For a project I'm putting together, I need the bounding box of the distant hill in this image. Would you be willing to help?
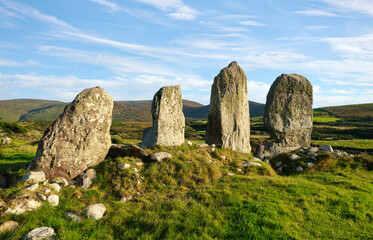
[320,104,373,119]
[0,99,264,122]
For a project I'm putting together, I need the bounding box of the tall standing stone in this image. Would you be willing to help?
[28,86,113,180]
[141,85,185,148]
[264,74,313,147]
[205,61,251,153]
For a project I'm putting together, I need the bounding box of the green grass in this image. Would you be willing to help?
[313,139,373,150]
[313,116,340,123]
[1,139,373,239]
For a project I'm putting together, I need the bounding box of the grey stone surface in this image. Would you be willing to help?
[108,144,149,159]
[28,86,113,180]
[74,173,92,190]
[141,85,185,148]
[243,162,262,167]
[49,183,61,192]
[320,144,333,152]
[255,142,297,160]
[117,163,131,170]
[0,220,19,234]
[21,172,46,184]
[264,74,313,148]
[24,184,39,192]
[205,61,251,153]
[24,227,55,240]
[65,212,82,222]
[50,177,68,187]
[4,199,42,215]
[151,152,172,162]
[47,194,59,207]
[84,203,106,220]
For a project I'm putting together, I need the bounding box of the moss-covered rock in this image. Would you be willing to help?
[206,61,251,153]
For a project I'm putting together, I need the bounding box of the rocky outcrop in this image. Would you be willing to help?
[205,61,251,153]
[264,74,313,147]
[141,85,185,148]
[28,86,113,180]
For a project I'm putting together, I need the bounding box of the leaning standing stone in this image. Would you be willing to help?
[205,61,251,153]
[141,85,185,148]
[264,74,313,147]
[28,86,113,180]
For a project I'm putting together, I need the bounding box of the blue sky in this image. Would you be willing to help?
[0,0,372,107]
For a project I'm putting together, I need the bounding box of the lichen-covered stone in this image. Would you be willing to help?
[28,86,113,180]
[205,61,251,153]
[141,85,185,148]
[264,74,313,147]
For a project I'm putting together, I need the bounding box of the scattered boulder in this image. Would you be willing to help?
[187,141,193,146]
[65,212,82,223]
[47,194,59,207]
[151,152,172,162]
[255,142,297,160]
[141,85,185,148]
[43,188,51,195]
[117,163,131,170]
[50,177,68,187]
[24,184,39,192]
[120,195,133,203]
[108,144,149,159]
[243,162,262,167]
[198,143,209,148]
[85,169,97,181]
[28,86,113,180]
[205,61,251,153]
[308,147,319,153]
[49,183,61,192]
[21,172,46,184]
[320,144,333,153]
[296,166,304,172]
[0,220,19,234]
[289,154,300,161]
[75,174,92,191]
[24,227,55,240]
[275,161,282,168]
[0,173,7,188]
[1,136,11,145]
[264,74,313,148]
[4,199,42,215]
[37,193,47,201]
[84,203,106,220]
[307,162,315,167]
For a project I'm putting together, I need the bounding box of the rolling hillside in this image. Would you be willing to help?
[0,99,265,122]
[321,103,373,118]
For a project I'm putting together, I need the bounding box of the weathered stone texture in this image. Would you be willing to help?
[28,86,113,180]
[264,74,313,147]
[205,61,251,153]
[141,85,185,148]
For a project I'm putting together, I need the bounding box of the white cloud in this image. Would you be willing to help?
[238,20,266,26]
[134,0,198,20]
[305,25,331,30]
[313,85,321,93]
[0,58,23,67]
[319,0,373,16]
[295,9,339,17]
[88,0,122,12]
[322,33,373,58]
[330,88,357,94]
[247,81,271,104]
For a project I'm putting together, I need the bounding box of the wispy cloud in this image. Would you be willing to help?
[0,58,23,67]
[134,0,198,20]
[295,9,339,17]
[238,20,266,26]
[305,25,331,30]
[319,0,373,16]
[88,0,122,12]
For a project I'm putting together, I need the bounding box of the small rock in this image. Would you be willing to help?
[117,163,131,170]
[24,227,55,240]
[42,180,49,185]
[50,177,68,187]
[4,199,42,215]
[120,195,133,203]
[151,152,172,162]
[253,157,262,162]
[0,220,19,234]
[221,155,226,160]
[24,184,39,192]
[275,161,282,168]
[308,147,319,153]
[1,136,11,145]
[43,188,51,195]
[307,151,316,157]
[65,212,82,222]
[210,144,216,148]
[37,193,47,201]
[210,148,216,152]
[108,144,149,159]
[136,162,143,166]
[320,144,333,153]
[47,194,59,207]
[21,171,46,184]
[49,183,61,192]
[264,158,270,164]
[227,172,234,176]
[306,162,315,167]
[289,154,300,161]
[187,141,193,146]
[67,180,75,186]
[84,203,106,220]
[334,150,343,156]
[133,168,139,172]
[75,173,92,190]
[243,162,262,167]
[85,169,97,180]
[198,143,209,148]
[237,168,243,172]
[296,166,304,172]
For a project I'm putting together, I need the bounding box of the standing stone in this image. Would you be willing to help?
[141,85,185,148]
[264,74,313,147]
[28,87,113,180]
[205,61,251,153]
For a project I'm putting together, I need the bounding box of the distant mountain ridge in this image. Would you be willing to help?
[0,99,265,122]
